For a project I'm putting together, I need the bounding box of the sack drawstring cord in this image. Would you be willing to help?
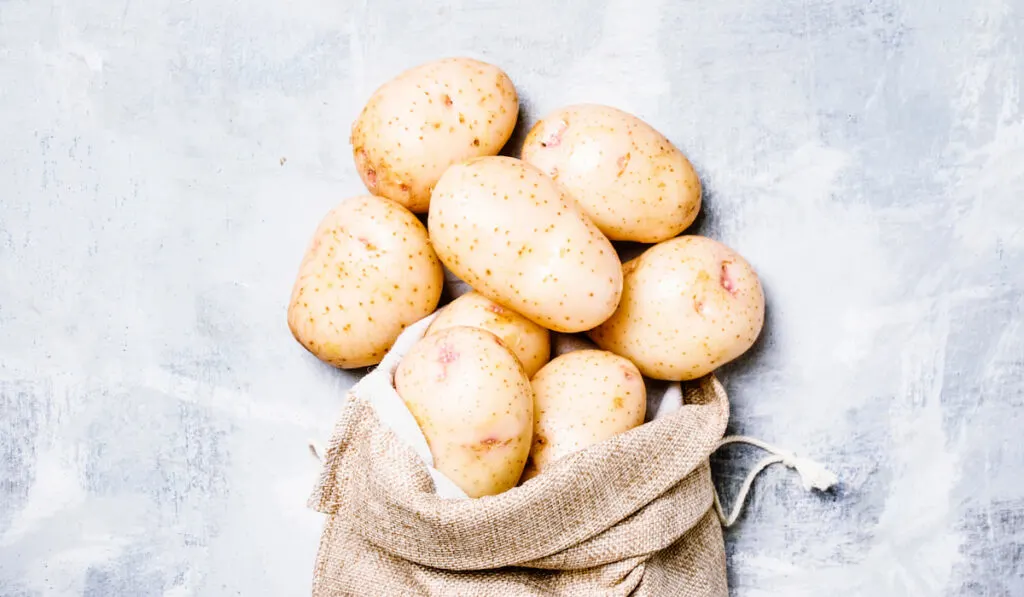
[712,435,838,528]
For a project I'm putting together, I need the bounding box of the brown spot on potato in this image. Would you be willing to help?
[443,93,453,107]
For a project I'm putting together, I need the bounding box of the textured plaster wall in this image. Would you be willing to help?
[1,0,1022,595]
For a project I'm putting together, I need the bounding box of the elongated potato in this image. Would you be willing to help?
[351,57,519,213]
[287,195,443,368]
[428,156,623,333]
[588,235,765,380]
[426,291,551,378]
[521,104,701,243]
[523,350,646,480]
[395,326,533,498]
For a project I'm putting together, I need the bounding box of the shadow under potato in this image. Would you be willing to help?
[499,101,535,160]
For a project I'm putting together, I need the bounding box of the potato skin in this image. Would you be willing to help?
[521,104,701,243]
[588,235,765,381]
[395,326,534,498]
[287,195,443,368]
[428,156,623,333]
[523,350,646,480]
[351,57,519,213]
[426,291,551,378]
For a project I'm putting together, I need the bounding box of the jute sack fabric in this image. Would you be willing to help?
[308,315,731,596]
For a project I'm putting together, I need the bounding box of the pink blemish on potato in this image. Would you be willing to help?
[488,304,505,315]
[616,152,631,176]
[720,262,738,295]
[356,148,378,188]
[694,297,706,316]
[357,236,378,251]
[469,436,514,453]
[443,94,453,108]
[621,366,635,381]
[539,120,568,148]
[438,343,458,364]
[548,166,560,180]
[435,343,458,381]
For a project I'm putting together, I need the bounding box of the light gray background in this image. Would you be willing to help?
[2,0,1022,595]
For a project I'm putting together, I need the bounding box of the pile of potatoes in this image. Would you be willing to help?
[288,57,765,498]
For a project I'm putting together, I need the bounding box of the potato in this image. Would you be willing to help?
[287,195,443,368]
[428,156,623,333]
[395,326,533,498]
[588,235,764,381]
[521,104,701,243]
[523,350,646,480]
[426,291,551,378]
[351,57,519,213]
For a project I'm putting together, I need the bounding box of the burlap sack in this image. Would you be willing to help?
[308,316,731,596]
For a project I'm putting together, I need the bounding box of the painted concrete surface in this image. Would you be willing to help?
[1,0,1022,595]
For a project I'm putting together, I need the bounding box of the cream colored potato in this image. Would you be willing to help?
[428,156,623,333]
[523,350,646,480]
[351,57,519,213]
[521,104,701,243]
[395,326,534,498]
[426,291,551,378]
[588,235,764,381]
[287,195,443,368]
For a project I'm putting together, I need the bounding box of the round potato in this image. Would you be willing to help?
[395,326,534,498]
[428,156,623,333]
[588,235,764,381]
[287,195,443,368]
[351,57,519,213]
[523,350,646,481]
[426,291,551,378]
[521,104,701,243]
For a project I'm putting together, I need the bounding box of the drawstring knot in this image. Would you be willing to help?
[713,435,838,528]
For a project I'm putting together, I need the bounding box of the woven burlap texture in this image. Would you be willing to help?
[308,339,731,596]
